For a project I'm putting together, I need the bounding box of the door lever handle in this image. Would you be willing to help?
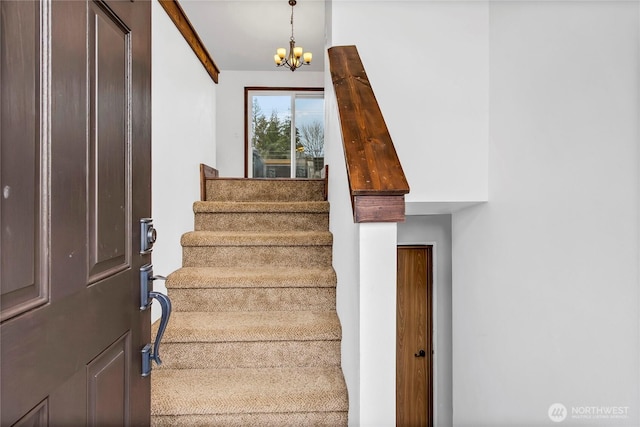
[146,290,171,366]
[414,349,426,358]
[140,264,172,377]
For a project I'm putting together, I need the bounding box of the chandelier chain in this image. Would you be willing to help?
[290,2,294,41]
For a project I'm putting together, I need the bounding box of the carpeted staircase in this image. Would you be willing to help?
[151,177,348,426]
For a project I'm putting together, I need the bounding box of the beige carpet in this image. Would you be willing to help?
[151,178,348,426]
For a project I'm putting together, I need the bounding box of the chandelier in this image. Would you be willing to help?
[274,0,312,71]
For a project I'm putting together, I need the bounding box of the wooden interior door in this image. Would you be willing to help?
[1,0,152,425]
[396,246,433,427]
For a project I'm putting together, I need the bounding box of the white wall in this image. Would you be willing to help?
[398,215,453,427]
[324,46,362,424]
[328,1,639,425]
[215,70,323,177]
[329,1,489,206]
[359,223,398,426]
[453,2,639,425]
[326,1,490,424]
[152,0,216,315]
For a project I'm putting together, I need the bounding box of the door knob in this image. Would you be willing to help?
[414,349,426,358]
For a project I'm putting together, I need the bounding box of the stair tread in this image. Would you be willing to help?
[166,266,336,289]
[151,366,348,416]
[181,230,333,246]
[194,201,329,213]
[159,311,341,343]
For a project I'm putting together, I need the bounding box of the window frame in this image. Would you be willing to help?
[244,86,324,178]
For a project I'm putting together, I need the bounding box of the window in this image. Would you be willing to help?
[245,88,324,178]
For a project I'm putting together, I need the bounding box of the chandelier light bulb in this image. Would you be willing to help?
[303,52,312,64]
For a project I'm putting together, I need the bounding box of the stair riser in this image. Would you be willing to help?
[166,267,338,290]
[158,341,341,370]
[152,367,348,417]
[152,412,347,427]
[169,288,336,312]
[183,246,332,268]
[206,180,325,202]
[195,212,328,232]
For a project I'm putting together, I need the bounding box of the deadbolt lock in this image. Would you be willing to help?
[140,218,156,254]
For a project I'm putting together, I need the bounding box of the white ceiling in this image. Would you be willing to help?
[179,0,326,72]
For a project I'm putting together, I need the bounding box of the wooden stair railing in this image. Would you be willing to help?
[199,163,219,201]
[328,45,410,223]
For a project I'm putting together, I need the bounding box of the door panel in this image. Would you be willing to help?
[13,399,48,427]
[88,1,130,282]
[397,246,433,427]
[0,0,48,321]
[0,1,152,425]
[87,333,131,426]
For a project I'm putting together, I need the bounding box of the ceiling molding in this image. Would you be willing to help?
[158,0,220,83]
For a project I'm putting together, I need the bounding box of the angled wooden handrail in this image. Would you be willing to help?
[158,0,220,84]
[328,45,410,223]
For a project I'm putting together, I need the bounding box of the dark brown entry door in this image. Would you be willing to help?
[397,246,433,427]
[1,0,152,425]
